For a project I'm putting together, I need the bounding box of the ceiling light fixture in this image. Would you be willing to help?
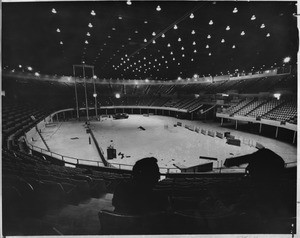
[91,10,96,16]
[156,5,161,11]
[233,7,238,13]
[126,0,132,5]
[260,23,265,28]
[52,8,57,14]
[283,56,291,63]
[207,34,211,39]
[88,23,93,28]
[226,26,230,30]
[209,20,213,25]
[161,33,165,38]
[190,13,194,19]
[174,24,178,29]
[191,30,195,34]
[251,15,256,20]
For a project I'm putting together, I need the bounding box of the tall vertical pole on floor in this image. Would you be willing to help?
[83,65,89,121]
[73,65,80,119]
[221,117,223,126]
[292,131,296,144]
[275,126,279,138]
[259,123,262,134]
[235,120,238,130]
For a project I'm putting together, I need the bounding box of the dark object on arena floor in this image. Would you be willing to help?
[70,137,79,140]
[138,126,145,131]
[224,148,285,178]
[113,113,129,119]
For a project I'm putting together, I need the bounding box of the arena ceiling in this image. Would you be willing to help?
[2,1,298,81]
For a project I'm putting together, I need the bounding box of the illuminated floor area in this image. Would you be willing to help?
[31,115,297,173]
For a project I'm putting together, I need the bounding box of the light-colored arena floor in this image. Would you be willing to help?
[31,115,297,173]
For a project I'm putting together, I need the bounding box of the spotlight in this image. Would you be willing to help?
[274,93,281,100]
[283,57,291,63]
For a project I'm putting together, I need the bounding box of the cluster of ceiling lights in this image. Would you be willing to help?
[111,16,271,79]
[49,3,284,80]
[52,8,65,46]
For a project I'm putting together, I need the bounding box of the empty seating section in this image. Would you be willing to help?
[235,99,266,116]
[146,85,162,95]
[247,99,282,118]
[2,148,131,214]
[241,76,281,93]
[138,97,153,106]
[150,98,170,107]
[224,98,254,115]
[223,97,297,124]
[2,87,297,235]
[262,101,297,123]
[271,74,297,92]
[134,84,148,95]
[2,102,52,149]
[124,84,135,95]
[158,85,176,95]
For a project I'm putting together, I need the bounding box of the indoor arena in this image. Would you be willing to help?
[2,0,298,236]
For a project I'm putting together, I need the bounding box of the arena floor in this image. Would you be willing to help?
[31,115,297,173]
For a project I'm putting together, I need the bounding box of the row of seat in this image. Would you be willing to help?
[224,98,297,124]
[98,209,296,235]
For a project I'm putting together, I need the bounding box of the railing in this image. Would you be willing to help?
[25,109,296,175]
[27,142,249,174]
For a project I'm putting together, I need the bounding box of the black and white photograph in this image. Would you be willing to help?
[1,0,298,236]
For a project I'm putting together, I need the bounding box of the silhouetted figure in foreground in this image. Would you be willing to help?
[113,157,170,215]
[235,149,295,232]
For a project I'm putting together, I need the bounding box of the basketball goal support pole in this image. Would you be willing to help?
[73,64,97,121]
[72,65,80,119]
[82,66,89,121]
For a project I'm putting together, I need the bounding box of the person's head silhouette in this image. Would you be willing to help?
[132,157,160,189]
